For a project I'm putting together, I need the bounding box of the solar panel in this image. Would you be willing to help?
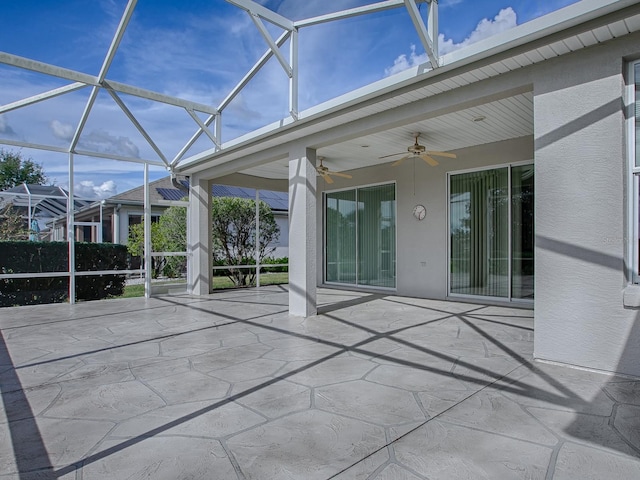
[155,184,288,211]
[156,188,187,201]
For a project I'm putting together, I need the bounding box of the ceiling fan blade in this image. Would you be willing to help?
[378,152,405,159]
[391,155,410,167]
[425,150,457,158]
[328,171,352,179]
[421,154,439,167]
[322,173,334,184]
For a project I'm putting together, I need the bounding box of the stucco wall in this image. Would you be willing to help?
[316,135,534,299]
[315,32,640,377]
[533,33,640,377]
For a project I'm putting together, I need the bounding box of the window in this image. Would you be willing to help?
[325,184,396,289]
[449,164,534,300]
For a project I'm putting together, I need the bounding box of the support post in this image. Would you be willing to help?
[289,28,299,120]
[255,189,261,288]
[288,146,317,317]
[187,173,212,295]
[143,163,152,298]
[67,153,76,304]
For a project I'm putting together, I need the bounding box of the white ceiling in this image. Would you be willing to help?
[241,91,533,178]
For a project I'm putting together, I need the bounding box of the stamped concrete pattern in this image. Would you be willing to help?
[0,286,639,479]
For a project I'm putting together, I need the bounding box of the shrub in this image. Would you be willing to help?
[261,256,288,273]
[0,241,128,307]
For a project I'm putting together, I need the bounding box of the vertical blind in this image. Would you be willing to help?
[326,184,396,288]
[450,165,534,299]
[450,168,509,297]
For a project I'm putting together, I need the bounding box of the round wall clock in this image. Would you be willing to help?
[413,204,426,221]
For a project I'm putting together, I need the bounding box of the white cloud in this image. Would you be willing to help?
[50,120,141,158]
[385,7,518,76]
[439,7,518,55]
[385,44,425,77]
[439,0,464,8]
[79,130,140,158]
[50,120,75,141]
[73,180,118,199]
[0,115,17,136]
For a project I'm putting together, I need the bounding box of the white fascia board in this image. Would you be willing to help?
[176,0,640,174]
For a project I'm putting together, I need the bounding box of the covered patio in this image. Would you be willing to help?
[1,287,639,479]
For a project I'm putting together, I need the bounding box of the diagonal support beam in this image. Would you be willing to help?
[171,113,219,167]
[69,86,99,152]
[106,89,169,166]
[0,82,88,114]
[404,0,439,68]
[70,1,139,154]
[0,52,218,115]
[218,30,290,111]
[186,109,220,148]
[226,0,294,30]
[98,0,137,82]
[250,14,293,78]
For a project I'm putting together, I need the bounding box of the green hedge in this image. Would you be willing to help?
[261,256,288,273]
[212,256,288,277]
[0,241,128,307]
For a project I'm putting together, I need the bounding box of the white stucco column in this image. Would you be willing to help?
[288,146,317,317]
[187,173,212,295]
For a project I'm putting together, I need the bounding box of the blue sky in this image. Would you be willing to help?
[0,0,579,198]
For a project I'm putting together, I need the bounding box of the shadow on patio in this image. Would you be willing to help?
[0,287,638,479]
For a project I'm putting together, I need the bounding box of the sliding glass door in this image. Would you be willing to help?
[326,184,396,289]
[511,165,535,299]
[449,164,534,300]
[326,190,357,284]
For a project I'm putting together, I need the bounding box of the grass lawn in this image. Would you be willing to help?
[121,272,288,298]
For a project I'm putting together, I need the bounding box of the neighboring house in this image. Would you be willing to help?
[0,184,93,239]
[47,176,289,258]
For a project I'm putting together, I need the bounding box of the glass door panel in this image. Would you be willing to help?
[325,190,356,284]
[357,184,396,288]
[511,165,535,299]
[450,168,509,297]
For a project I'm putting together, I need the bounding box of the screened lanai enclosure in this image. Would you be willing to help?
[0,0,443,304]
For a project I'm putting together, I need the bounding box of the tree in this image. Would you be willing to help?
[127,205,188,279]
[126,197,279,286]
[0,149,48,190]
[158,205,187,277]
[0,203,28,240]
[211,197,279,286]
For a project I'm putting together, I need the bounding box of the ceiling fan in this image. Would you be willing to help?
[316,157,352,184]
[379,133,457,167]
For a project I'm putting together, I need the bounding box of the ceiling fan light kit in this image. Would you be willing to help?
[379,133,457,167]
[316,157,352,184]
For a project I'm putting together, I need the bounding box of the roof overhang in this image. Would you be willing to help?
[175,0,640,180]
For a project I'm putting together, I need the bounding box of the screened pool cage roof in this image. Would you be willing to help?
[0,0,439,174]
[0,184,92,219]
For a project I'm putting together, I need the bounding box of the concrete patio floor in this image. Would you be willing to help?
[1,286,639,479]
